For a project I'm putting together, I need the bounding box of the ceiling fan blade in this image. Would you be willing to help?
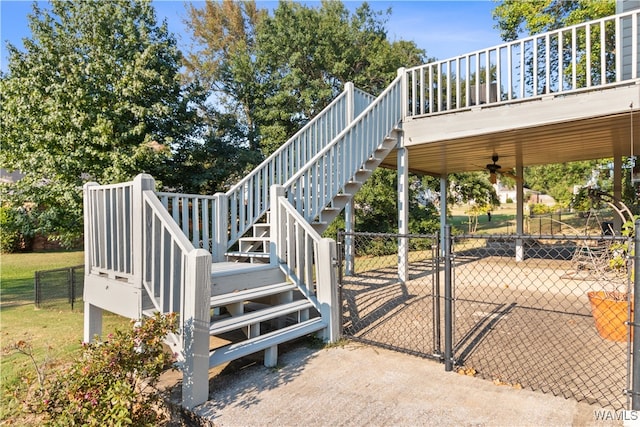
[500,170,523,183]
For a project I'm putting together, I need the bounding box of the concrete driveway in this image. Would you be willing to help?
[191,342,621,427]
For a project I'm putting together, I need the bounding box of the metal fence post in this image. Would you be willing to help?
[336,231,344,334]
[34,271,40,308]
[632,219,640,410]
[444,225,453,371]
[433,234,442,356]
[68,267,74,310]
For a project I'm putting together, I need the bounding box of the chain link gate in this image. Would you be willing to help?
[338,229,636,410]
[337,232,442,360]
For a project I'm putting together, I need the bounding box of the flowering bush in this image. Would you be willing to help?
[36,312,178,426]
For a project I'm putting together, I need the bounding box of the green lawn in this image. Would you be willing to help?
[0,251,129,424]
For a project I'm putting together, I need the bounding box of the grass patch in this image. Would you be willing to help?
[0,251,129,425]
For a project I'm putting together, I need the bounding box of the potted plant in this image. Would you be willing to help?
[583,193,636,342]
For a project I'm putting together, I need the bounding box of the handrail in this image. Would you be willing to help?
[405,10,640,118]
[284,74,403,222]
[271,186,339,341]
[224,83,375,249]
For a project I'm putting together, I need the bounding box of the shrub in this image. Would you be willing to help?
[35,312,178,426]
[0,206,20,253]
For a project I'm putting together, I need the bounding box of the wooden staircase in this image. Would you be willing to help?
[226,131,399,263]
[208,263,325,368]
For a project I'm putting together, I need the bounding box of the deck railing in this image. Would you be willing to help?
[84,180,135,281]
[405,10,639,117]
[284,72,403,223]
[271,185,339,341]
[84,174,211,408]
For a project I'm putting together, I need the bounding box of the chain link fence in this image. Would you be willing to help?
[451,234,631,410]
[338,231,633,410]
[338,232,441,360]
[34,265,84,310]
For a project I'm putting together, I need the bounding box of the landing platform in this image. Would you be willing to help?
[211,262,275,276]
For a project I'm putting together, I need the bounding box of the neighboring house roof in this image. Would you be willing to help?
[0,169,24,184]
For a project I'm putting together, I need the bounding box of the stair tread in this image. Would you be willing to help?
[209,300,314,336]
[240,236,270,242]
[209,317,326,368]
[211,282,296,307]
[225,251,271,258]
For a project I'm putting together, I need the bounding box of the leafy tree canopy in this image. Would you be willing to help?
[0,0,193,246]
[492,0,615,41]
[184,0,426,157]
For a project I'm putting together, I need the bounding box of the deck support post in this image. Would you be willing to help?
[264,346,278,368]
[397,131,409,284]
[614,156,623,233]
[83,302,103,343]
[515,163,525,262]
[440,176,448,257]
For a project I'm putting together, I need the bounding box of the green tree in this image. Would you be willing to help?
[184,0,266,153]
[0,0,193,247]
[185,0,426,157]
[492,0,615,41]
[524,162,600,205]
[256,0,425,154]
[449,172,500,233]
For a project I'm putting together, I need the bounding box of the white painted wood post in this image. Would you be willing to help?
[83,181,103,342]
[397,133,409,284]
[213,192,228,262]
[317,238,340,342]
[344,201,354,276]
[132,174,156,292]
[345,81,355,122]
[270,185,286,265]
[398,67,407,119]
[515,163,525,262]
[182,248,212,410]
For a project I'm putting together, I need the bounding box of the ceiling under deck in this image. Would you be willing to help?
[382,83,640,176]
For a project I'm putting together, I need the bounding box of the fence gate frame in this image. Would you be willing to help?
[337,231,442,361]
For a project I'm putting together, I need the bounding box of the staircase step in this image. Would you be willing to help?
[225,251,270,260]
[240,236,270,243]
[253,223,270,236]
[212,263,285,294]
[210,282,296,308]
[209,300,314,336]
[209,317,326,368]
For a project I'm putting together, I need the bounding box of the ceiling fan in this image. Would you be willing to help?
[485,154,521,184]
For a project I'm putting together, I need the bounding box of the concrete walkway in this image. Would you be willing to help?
[193,343,622,427]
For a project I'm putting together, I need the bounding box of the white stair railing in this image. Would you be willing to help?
[406,10,640,117]
[148,83,374,262]
[223,83,374,255]
[270,185,339,342]
[84,174,211,409]
[285,72,404,223]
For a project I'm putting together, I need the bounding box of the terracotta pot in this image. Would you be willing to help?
[588,291,634,342]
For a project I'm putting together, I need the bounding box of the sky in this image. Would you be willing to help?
[0,0,504,73]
